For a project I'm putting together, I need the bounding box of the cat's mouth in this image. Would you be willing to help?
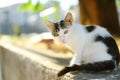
[61,39,66,43]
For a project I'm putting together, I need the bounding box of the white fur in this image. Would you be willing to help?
[56,23,113,66]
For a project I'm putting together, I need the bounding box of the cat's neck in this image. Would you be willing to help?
[65,23,86,52]
[68,23,85,35]
[68,23,85,34]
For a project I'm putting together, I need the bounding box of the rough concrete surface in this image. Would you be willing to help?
[0,42,120,80]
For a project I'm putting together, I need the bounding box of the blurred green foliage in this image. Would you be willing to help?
[18,0,44,12]
[116,0,120,6]
[18,0,59,21]
[53,1,59,21]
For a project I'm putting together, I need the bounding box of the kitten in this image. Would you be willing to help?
[45,12,120,77]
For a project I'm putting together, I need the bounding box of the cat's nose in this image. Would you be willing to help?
[60,37,66,43]
[60,36,64,40]
[60,40,66,43]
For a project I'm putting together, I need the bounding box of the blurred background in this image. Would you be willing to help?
[0,0,120,52]
[0,0,79,35]
[0,0,119,36]
[0,1,120,80]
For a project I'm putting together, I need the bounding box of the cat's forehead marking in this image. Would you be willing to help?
[86,25,96,32]
[54,23,60,32]
[53,20,67,32]
[60,20,66,29]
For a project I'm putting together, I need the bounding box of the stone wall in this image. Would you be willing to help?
[0,42,120,80]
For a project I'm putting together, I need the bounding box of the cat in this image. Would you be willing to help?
[45,12,120,77]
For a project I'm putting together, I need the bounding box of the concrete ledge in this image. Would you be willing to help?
[0,42,120,80]
[0,42,73,80]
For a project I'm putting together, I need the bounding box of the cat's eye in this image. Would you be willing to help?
[64,30,68,34]
[52,32,59,37]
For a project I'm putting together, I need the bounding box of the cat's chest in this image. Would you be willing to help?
[66,28,86,52]
[66,35,85,52]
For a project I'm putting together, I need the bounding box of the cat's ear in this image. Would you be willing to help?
[64,12,73,26]
[45,20,54,31]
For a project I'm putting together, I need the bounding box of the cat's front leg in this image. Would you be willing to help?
[70,53,82,66]
[70,56,76,66]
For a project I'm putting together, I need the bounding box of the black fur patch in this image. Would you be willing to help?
[57,64,80,77]
[54,20,66,32]
[95,36,120,65]
[86,25,95,32]
[57,60,115,77]
[60,20,66,29]
[54,23,59,32]
[79,60,115,72]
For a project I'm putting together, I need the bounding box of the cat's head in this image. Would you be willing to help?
[45,12,73,43]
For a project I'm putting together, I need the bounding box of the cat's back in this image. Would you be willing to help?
[69,24,112,44]
[70,24,85,33]
[84,25,111,37]
[72,24,111,37]
[91,25,111,37]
